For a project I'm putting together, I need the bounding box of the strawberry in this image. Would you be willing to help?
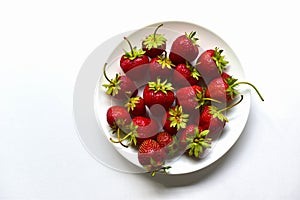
[124,96,146,116]
[162,105,189,135]
[149,53,175,81]
[106,105,132,128]
[205,72,265,102]
[156,131,182,160]
[120,37,149,81]
[116,116,159,147]
[179,124,212,158]
[176,85,221,121]
[172,62,201,88]
[102,63,138,100]
[138,139,169,175]
[196,47,229,82]
[156,131,173,148]
[143,78,175,117]
[106,105,132,148]
[199,95,244,137]
[169,31,199,65]
[142,24,167,58]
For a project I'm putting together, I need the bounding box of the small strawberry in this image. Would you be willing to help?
[149,53,175,81]
[196,47,229,82]
[179,124,212,158]
[162,105,189,135]
[106,106,132,148]
[102,63,138,100]
[138,139,169,176]
[142,24,167,58]
[106,105,132,128]
[143,78,175,117]
[205,72,265,102]
[172,62,201,88]
[120,37,149,81]
[169,31,199,65]
[124,96,146,116]
[156,131,173,148]
[156,131,182,160]
[199,95,244,137]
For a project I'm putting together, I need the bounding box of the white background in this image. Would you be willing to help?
[1,0,300,199]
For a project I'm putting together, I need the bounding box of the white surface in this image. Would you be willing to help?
[93,21,251,174]
[1,0,300,199]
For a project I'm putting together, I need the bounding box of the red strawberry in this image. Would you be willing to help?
[149,53,175,81]
[199,95,244,137]
[179,124,212,158]
[169,31,199,65]
[106,106,132,148]
[156,131,173,148]
[143,78,175,117]
[172,62,201,88]
[196,47,229,82]
[138,139,168,174]
[142,24,167,58]
[162,105,189,135]
[102,63,138,100]
[120,37,149,81]
[156,131,182,160]
[124,96,146,116]
[106,105,131,128]
[205,72,265,102]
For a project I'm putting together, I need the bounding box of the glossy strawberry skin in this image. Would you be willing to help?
[169,35,199,65]
[142,43,166,58]
[126,97,146,116]
[176,85,203,119]
[143,85,175,116]
[199,105,225,137]
[138,139,166,167]
[149,57,174,81]
[132,116,159,144]
[120,55,149,81]
[106,106,132,128]
[205,73,230,103]
[172,63,199,88]
[156,131,173,148]
[117,75,138,100]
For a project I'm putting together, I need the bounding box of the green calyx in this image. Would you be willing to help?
[123,37,146,60]
[143,24,167,50]
[186,62,201,80]
[185,31,199,46]
[156,54,175,69]
[102,63,121,96]
[225,76,240,100]
[195,89,222,109]
[125,96,141,112]
[148,78,174,94]
[186,128,212,158]
[212,47,229,74]
[168,105,189,130]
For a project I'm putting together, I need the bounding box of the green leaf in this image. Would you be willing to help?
[143,34,167,50]
[148,78,174,94]
[212,47,229,74]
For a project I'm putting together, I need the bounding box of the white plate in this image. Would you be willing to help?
[75,21,251,175]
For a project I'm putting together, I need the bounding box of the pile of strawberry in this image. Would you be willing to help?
[102,24,264,175]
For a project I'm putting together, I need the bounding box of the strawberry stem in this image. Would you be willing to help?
[203,97,222,104]
[218,95,244,113]
[153,24,163,40]
[103,63,113,84]
[124,37,134,56]
[233,81,264,101]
